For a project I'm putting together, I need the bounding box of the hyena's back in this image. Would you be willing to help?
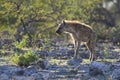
[65,21,96,43]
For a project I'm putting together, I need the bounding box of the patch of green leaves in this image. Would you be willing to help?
[14,35,28,49]
[103,47,109,58]
[10,50,39,66]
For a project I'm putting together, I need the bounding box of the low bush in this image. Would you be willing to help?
[10,50,39,66]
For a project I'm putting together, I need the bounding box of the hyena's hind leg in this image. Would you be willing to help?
[74,40,81,58]
[86,40,96,62]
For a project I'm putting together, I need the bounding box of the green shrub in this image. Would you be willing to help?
[10,50,39,66]
[111,26,120,45]
[14,35,28,49]
[103,47,109,58]
[92,23,116,40]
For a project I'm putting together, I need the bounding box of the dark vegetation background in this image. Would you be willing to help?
[0,0,120,65]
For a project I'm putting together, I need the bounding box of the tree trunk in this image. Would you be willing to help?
[20,18,32,47]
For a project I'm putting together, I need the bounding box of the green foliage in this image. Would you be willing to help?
[2,0,120,43]
[103,47,109,58]
[92,23,116,40]
[111,25,120,44]
[0,46,6,56]
[40,39,54,52]
[14,35,28,49]
[0,0,102,40]
[10,50,39,66]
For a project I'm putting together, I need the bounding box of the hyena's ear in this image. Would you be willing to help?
[62,20,66,25]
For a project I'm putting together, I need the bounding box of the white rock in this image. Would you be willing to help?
[112,69,120,80]
[89,77,99,80]
[0,74,9,80]
[39,71,53,80]
[12,76,35,80]
[89,61,111,76]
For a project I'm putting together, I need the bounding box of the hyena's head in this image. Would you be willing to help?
[56,20,68,34]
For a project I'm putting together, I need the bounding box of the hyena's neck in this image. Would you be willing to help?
[65,26,76,34]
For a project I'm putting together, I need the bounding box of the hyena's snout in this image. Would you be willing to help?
[56,29,62,34]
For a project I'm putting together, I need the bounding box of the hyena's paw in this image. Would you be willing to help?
[90,55,97,62]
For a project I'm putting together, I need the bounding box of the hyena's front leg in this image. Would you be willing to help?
[74,41,80,58]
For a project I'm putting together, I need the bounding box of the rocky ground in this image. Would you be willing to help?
[0,42,120,80]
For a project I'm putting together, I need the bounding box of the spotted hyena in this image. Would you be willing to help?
[56,20,96,61]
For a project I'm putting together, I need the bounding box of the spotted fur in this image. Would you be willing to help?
[56,20,96,61]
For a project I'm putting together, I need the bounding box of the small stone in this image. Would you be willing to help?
[89,77,99,80]
[36,59,51,69]
[67,50,74,57]
[24,66,37,76]
[39,71,53,80]
[89,65,103,76]
[89,61,110,76]
[35,50,48,58]
[31,73,44,80]
[49,49,59,57]
[67,57,82,66]
[15,69,24,76]
[12,76,35,80]
[0,74,9,80]
[112,69,120,80]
